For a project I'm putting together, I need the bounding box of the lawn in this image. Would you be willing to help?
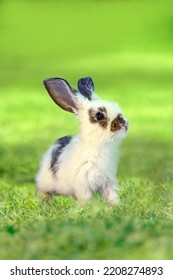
[0,0,173,260]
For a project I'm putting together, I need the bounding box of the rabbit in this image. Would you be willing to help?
[36,77,129,205]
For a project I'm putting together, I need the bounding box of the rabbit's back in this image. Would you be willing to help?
[36,135,74,195]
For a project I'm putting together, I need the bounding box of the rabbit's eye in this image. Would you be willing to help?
[96,112,105,121]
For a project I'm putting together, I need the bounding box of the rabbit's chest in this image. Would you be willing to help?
[74,160,114,194]
[58,143,118,189]
[73,154,116,188]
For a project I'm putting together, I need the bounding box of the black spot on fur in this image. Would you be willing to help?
[98,107,107,114]
[111,114,127,132]
[88,108,108,128]
[50,136,72,174]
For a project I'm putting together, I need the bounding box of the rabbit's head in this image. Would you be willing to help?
[44,77,128,144]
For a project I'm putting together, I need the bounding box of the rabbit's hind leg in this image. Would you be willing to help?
[36,190,53,203]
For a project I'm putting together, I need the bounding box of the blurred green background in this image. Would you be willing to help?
[0,0,173,260]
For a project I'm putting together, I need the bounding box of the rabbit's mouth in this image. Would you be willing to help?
[111,114,128,133]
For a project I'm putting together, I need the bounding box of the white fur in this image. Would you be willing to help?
[36,83,128,205]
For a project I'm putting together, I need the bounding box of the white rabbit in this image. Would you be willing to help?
[36,77,128,205]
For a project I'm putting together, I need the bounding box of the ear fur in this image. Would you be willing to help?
[43,78,78,113]
[78,77,95,101]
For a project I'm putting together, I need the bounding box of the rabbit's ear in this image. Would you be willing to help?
[43,78,78,113]
[78,77,95,101]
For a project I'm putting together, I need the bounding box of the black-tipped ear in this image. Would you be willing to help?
[43,78,78,113]
[78,76,95,101]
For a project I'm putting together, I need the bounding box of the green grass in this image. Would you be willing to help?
[0,0,173,260]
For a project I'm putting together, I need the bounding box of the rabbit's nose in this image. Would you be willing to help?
[119,116,129,131]
[117,114,125,125]
[123,121,129,131]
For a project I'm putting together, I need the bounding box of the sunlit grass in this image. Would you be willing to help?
[0,77,172,259]
[0,0,173,260]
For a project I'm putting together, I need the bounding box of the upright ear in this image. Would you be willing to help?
[43,78,78,113]
[78,76,95,101]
